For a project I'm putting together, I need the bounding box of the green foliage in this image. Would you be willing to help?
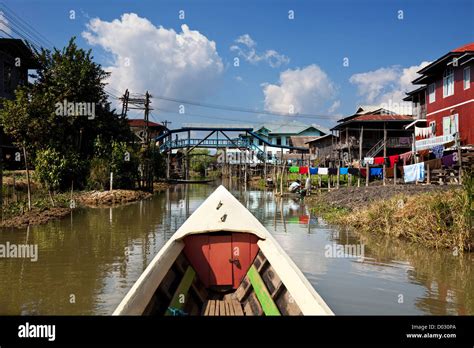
[88,157,109,190]
[110,141,138,189]
[0,37,133,189]
[189,149,214,176]
[34,148,72,191]
[151,147,166,180]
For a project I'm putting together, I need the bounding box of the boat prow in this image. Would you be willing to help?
[114,185,334,316]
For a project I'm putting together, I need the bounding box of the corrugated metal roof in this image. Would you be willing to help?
[128,119,164,128]
[255,121,328,135]
[353,114,413,121]
[289,136,319,148]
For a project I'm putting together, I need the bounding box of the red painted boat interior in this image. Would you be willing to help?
[183,232,260,289]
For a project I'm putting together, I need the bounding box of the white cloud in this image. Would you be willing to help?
[82,13,224,108]
[349,61,430,113]
[262,64,337,114]
[328,100,341,113]
[0,11,11,35]
[231,34,289,68]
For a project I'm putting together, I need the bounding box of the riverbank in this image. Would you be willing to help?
[0,207,71,228]
[306,184,472,252]
[0,183,171,228]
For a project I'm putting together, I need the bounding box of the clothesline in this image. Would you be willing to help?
[287,151,457,181]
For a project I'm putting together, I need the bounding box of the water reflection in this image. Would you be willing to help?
[0,182,472,315]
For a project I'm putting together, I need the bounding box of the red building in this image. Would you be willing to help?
[404,43,474,147]
[127,119,168,143]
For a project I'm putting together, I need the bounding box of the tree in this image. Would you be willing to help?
[0,37,133,189]
[189,149,215,176]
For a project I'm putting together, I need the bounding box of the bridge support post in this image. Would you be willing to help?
[186,131,190,180]
[263,143,267,181]
[166,134,171,180]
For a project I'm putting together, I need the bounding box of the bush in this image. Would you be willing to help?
[34,147,69,192]
[88,157,109,190]
[110,141,138,189]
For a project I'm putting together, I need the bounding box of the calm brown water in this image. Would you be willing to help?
[0,182,472,315]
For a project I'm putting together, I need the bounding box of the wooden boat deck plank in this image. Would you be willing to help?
[219,301,226,316]
[203,298,244,316]
[232,300,244,316]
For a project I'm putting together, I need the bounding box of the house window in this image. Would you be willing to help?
[276,137,282,146]
[258,139,263,146]
[443,67,454,97]
[464,66,470,90]
[428,83,436,103]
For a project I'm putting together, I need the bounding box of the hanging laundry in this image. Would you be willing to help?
[348,168,360,176]
[359,168,367,178]
[369,168,383,179]
[299,166,309,174]
[289,166,299,173]
[318,168,328,175]
[441,153,458,167]
[351,160,361,169]
[374,157,385,165]
[418,149,430,159]
[309,167,318,175]
[399,151,413,166]
[386,167,398,178]
[424,159,442,170]
[339,167,349,175]
[363,157,374,165]
[328,168,338,175]
[431,145,444,159]
[389,155,399,168]
[403,162,425,183]
[415,126,432,139]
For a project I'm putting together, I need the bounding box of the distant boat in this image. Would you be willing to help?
[113,185,333,316]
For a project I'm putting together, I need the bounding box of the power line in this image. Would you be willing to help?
[0,2,54,48]
[0,19,42,52]
[153,107,261,124]
[151,94,338,120]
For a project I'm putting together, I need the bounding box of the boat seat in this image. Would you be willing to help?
[202,299,244,316]
[165,266,196,316]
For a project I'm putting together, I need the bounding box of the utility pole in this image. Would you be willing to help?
[120,89,130,117]
[144,91,151,144]
[120,90,154,191]
[162,120,172,129]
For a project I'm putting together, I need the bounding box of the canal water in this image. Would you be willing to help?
[0,182,472,315]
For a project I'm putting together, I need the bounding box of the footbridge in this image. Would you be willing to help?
[155,123,309,159]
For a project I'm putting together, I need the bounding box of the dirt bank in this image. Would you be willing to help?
[0,207,71,229]
[75,189,153,207]
[306,184,456,210]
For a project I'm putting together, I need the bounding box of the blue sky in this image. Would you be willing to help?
[5,0,474,129]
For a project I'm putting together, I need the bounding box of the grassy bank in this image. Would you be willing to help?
[307,180,473,252]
